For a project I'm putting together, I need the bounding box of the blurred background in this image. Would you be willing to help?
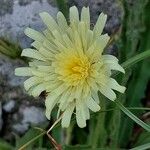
[0,0,150,149]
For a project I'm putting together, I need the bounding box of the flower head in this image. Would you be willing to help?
[15,6,125,128]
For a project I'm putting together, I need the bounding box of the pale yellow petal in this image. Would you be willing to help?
[38,47,55,60]
[45,81,63,92]
[61,103,75,128]
[93,12,107,37]
[105,62,125,73]
[31,69,48,77]
[74,31,83,54]
[39,12,60,32]
[45,95,59,119]
[108,78,126,93]
[43,39,59,53]
[102,54,118,63]
[29,60,49,67]
[83,105,90,120]
[24,27,45,42]
[86,29,93,49]
[15,67,32,76]
[58,88,72,111]
[81,7,90,28]
[95,34,110,52]
[91,90,99,104]
[57,11,68,32]
[62,34,74,48]
[78,22,87,51]
[31,83,46,97]
[21,48,45,61]
[52,30,63,43]
[86,97,100,112]
[24,76,42,91]
[99,86,116,101]
[37,65,54,72]
[43,29,54,42]
[70,6,79,24]
[76,102,86,128]
[31,41,42,50]
[50,83,69,98]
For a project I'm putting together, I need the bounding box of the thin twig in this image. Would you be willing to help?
[47,133,62,150]
[46,113,63,150]
[47,113,63,134]
[18,131,46,150]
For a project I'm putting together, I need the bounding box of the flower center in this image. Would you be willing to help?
[54,52,91,86]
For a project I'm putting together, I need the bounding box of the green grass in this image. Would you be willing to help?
[0,38,22,59]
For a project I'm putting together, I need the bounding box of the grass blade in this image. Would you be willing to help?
[130,143,150,150]
[115,101,150,132]
[121,50,150,69]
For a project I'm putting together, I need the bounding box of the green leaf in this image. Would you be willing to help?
[130,143,150,150]
[15,127,46,150]
[56,0,69,18]
[121,50,150,69]
[0,139,14,150]
[133,130,150,146]
[115,101,150,132]
[0,38,21,59]
[91,94,107,148]
[119,59,150,146]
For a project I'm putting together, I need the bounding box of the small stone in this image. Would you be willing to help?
[12,106,47,134]
[3,100,16,113]
[12,123,29,134]
[22,106,46,124]
[0,55,26,87]
[0,0,58,48]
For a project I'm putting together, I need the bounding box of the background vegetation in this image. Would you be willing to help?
[0,0,150,149]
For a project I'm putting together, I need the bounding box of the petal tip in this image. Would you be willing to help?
[39,11,48,17]
[45,111,51,120]
[14,68,19,76]
[24,27,31,35]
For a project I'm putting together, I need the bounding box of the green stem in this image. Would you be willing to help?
[65,123,74,145]
[92,95,107,148]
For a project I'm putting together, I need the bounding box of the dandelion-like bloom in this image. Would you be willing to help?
[15,6,125,128]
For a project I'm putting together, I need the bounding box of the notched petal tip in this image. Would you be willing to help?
[24,27,30,35]
[97,105,101,111]
[82,6,89,12]
[94,12,108,36]
[70,5,78,10]
[120,66,125,74]
[77,119,86,128]
[14,67,32,76]
[99,12,107,21]
[39,11,49,18]
[24,27,45,42]
[14,68,21,76]
[120,86,126,93]
[57,11,62,18]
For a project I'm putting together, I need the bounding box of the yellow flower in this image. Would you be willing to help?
[15,6,125,128]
